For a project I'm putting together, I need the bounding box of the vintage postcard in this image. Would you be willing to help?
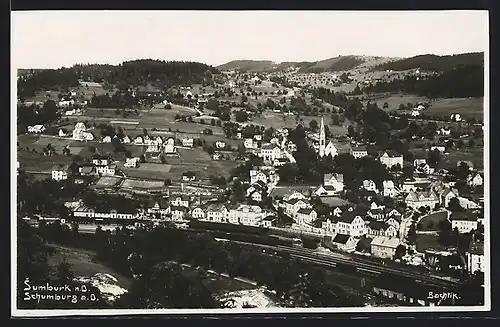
[11,10,489,317]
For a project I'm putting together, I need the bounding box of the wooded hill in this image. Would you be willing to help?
[17,60,220,100]
[372,52,484,72]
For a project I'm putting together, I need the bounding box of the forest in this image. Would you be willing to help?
[17,60,220,100]
[372,52,484,72]
[363,65,484,98]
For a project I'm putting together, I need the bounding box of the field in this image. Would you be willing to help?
[440,148,484,170]
[120,178,165,190]
[121,163,173,181]
[17,135,75,171]
[363,93,484,119]
[95,176,123,188]
[418,211,449,231]
[47,244,132,289]
[83,107,148,119]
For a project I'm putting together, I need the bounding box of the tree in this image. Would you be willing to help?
[438,219,452,246]
[399,104,406,111]
[235,111,248,123]
[309,119,319,131]
[407,223,417,245]
[395,244,406,259]
[448,197,465,212]
[427,149,441,168]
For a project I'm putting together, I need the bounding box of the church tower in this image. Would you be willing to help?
[319,116,326,157]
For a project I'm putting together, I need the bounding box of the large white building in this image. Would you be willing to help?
[379,151,404,169]
[51,164,69,181]
[449,212,478,234]
[259,144,282,161]
[466,241,484,274]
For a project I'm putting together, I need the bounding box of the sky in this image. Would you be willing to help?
[11,10,489,69]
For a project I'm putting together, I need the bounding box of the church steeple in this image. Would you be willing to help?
[319,116,325,157]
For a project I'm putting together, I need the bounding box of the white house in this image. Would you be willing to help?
[336,212,366,237]
[28,125,46,134]
[124,157,140,168]
[411,110,420,117]
[244,138,258,150]
[449,212,478,234]
[450,113,462,122]
[122,136,131,144]
[249,170,268,185]
[170,195,190,208]
[215,141,226,149]
[437,127,452,136]
[284,198,310,217]
[191,207,205,219]
[58,128,67,137]
[182,137,194,147]
[362,180,378,193]
[51,164,69,181]
[430,146,446,153]
[324,141,338,158]
[413,158,427,167]
[379,151,403,169]
[259,144,282,161]
[133,136,144,145]
[171,206,187,221]
[367,221,398,238]
[98,164,116,177]
[102,136,112,143]
[164,138,176,154]
[370,236,400,259]
[383,180,398,198]
[467,173,483,187]
[261,215,275,228]
[212,153,221,160]
[206,203,229,223]
[323,173,344,192]
[405,190,439,210]
[295,208,317,225]
[350,146,368,159]
[331,234,358,252]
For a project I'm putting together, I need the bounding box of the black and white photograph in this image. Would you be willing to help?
[11,10,489,316]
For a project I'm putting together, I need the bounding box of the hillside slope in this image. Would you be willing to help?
[216,60,277,72]
[372,52,484,72]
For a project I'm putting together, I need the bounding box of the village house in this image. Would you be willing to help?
[467,173,483,187]
[362,180,378,193]
[440,187,459,208]
[171,206,187,221]
[124,157,140,168]
[259,144,282,162]
[401,178,430,193]
[332,206,343,217]
[249,169,268,185]
[437,127,452,136]
[190,207,205,220]
[367,208,385,220]
[382,180,398,198]
[102,135,112,143]
[350,146,368,159]
[58,128,68,137]
[367,221,398,238]
[28,125,46,134]
[295,208,318,225]
[182,172,196,182]
[212,153,221,160]
[51,164,69,181]
[405,190,439,210]
[284,198,310,217]
[411,110,420,117]
[261,215,276,228]
[254,134,263,141]
[122,135,131,144]
[449,211,478,234]
[415,162,434,175]
[148,198,171,218]
[370,236,400,259]
[331,234,358,252]
[182,137,194,147]
[170,195,190,208]
[322,218,337,234]
[215,141,226,149]
[466,241,484,274]
[72,122,94,141]
[379,151,403,169]
[323,173,344,192]
[430,145,446,153]
[73,206,137,220]
[336,212,366,237]
[133,136,144,145]
[205,203,229,223]
[244,138,258,150]
[163,138,176,154]
[413,158,427,167]
[287,141,297,153]
[385,215,401,232]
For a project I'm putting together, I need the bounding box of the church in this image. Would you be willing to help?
[318,116,338,158]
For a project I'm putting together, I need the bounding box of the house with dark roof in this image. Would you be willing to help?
[51,164,69,181]
[261,215,276,228]
[370,236,400,259]
[379,150,403,169]
[331,233,358,252]
[367,221,398,238]
[336,212,366,237]
[449,211,478,234]
[350,146,368,159]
